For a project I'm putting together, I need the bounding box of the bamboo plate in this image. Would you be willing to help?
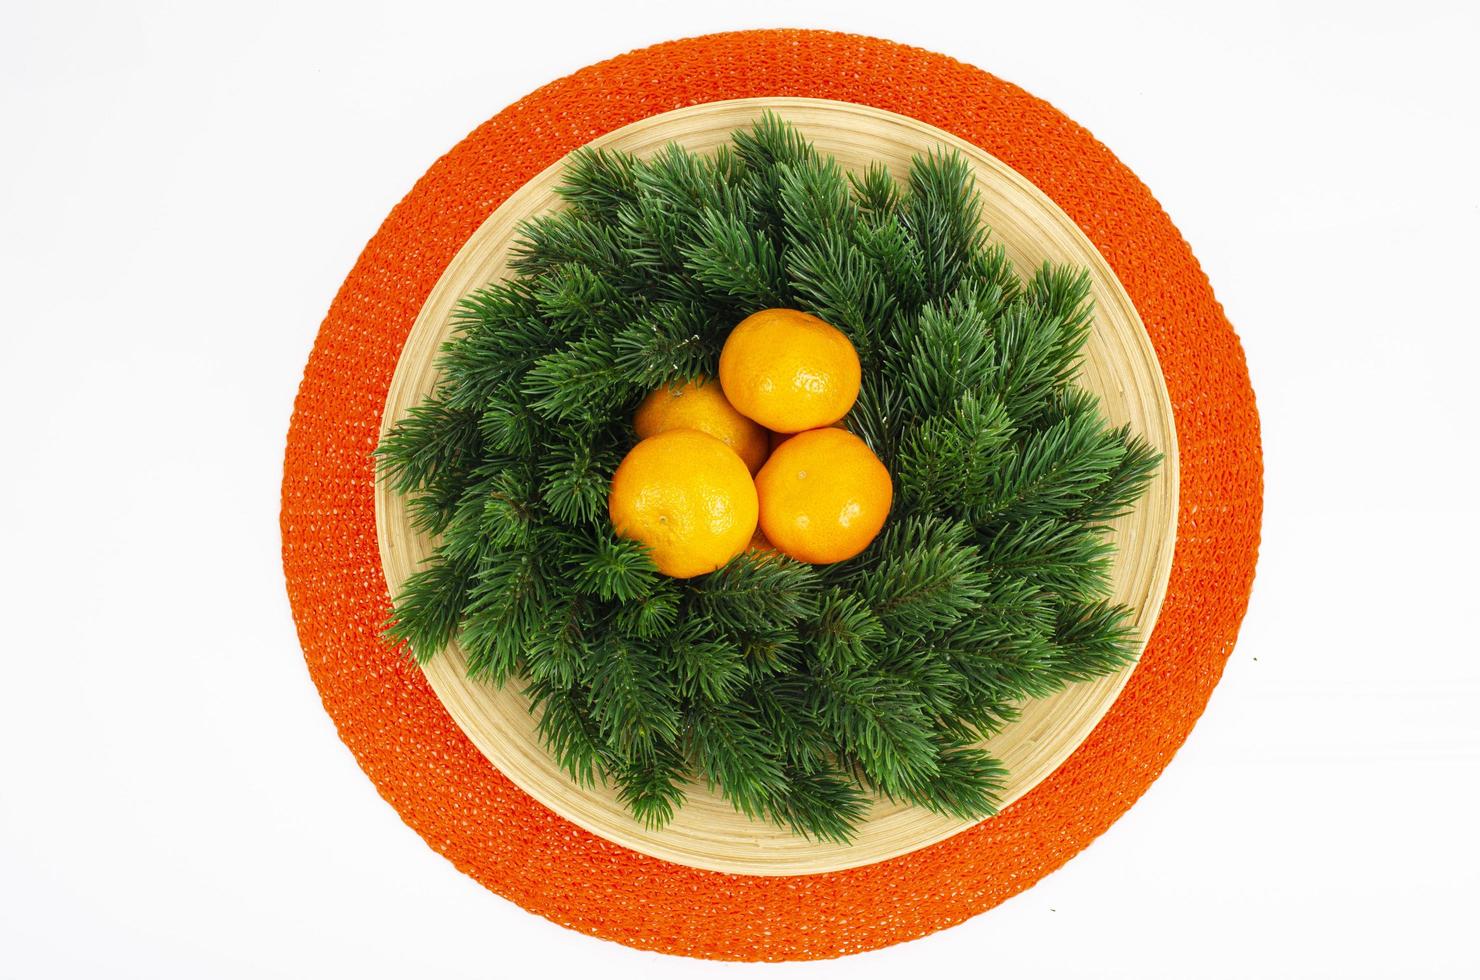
[375,97,1179,876]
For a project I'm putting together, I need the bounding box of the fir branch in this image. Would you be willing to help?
[404,466,473,537]
[1047,600,1139,683]
[615,582,681,640]
[509,210,630,283]
[375,395,480,496]
[983,295,1087,427]
[848,161,901,222]
[901,148,987,296]
[459,545,547,683]
[612,742,689,831]
[892,296,995,417]
[846,370,909,466]
[481,395,548,460]
[450,278,543,333]
[954,243,1019,312]
[523,594,590,688]
[786,228,890,350]
[666,630,747,703]
[732,112,818,248]
[779,154,859,242]
[977,518,1114,603]
[1026,262,1094,347]
[901,734,1005,820]
[378,116,1160,841]
[611,303,722,389]
[584,635,682,755]
[976,405,1129,526]
[690,700,788,822]
[1072,427,1162,526]
[464,467,539,550]
[524,333,635,422]
[690,553,820,634]
[613,195,687,285]
[555,146,642,218]
[809,588,884,671]
[734,622,805,679]
[853,214,927,323]
[526,679,611,789]
[752,678,833,770]
[539,433,621,526]
[896,391,1013,516]
[382,545,479,661]
[683,206,785,307]
[440,283,562,408]
[814,670,938,799]
[772,767,870,845]
[635,142,747,232]
[731,112,817,173]
[858,517,987,639]
[531,262,636,333]
[873,642,967,720]
[569,533,659,602]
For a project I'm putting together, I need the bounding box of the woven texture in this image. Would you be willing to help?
[281,29,1261,961]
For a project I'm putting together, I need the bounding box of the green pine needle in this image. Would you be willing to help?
[375,113,1159,841]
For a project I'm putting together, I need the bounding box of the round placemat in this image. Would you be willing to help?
[282,29,1262,960]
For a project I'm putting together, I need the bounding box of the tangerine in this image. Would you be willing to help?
[754,428,892,565]
[719,309,861,433]
[608,430,758,578]
[634,377,769,474]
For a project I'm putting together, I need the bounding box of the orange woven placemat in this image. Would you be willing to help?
[281,29,1261,961]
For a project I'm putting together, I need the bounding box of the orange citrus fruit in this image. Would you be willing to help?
[718,309,861,433]
[755,428,892,565]
[608,430,758,578]
[633,377,769,474]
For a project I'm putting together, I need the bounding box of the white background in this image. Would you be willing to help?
[3,1,1477,977]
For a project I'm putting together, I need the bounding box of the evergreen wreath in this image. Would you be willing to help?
[377,115,1160,843]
